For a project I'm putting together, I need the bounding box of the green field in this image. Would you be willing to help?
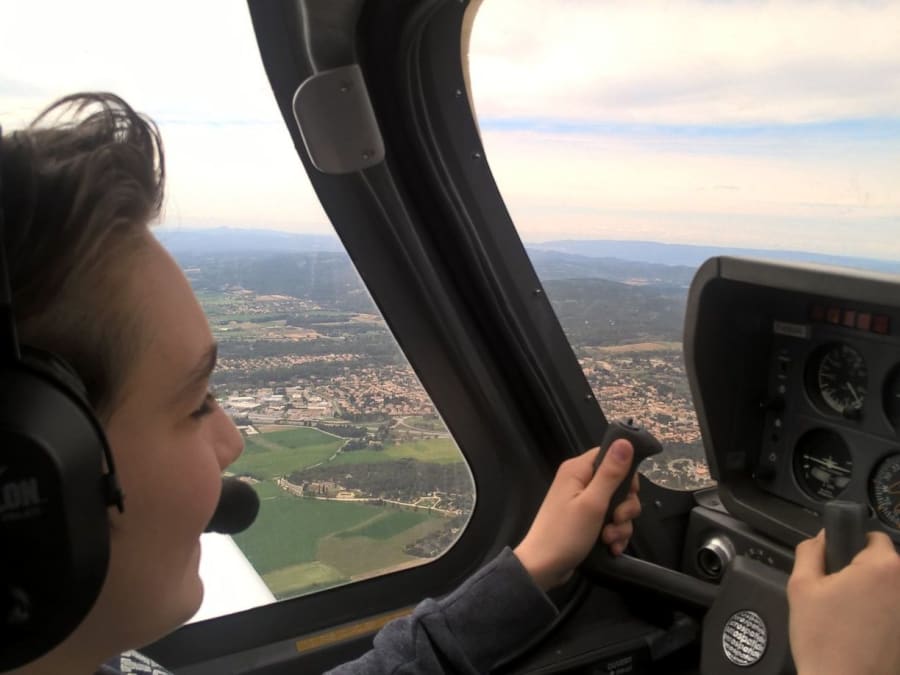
[335,510,432,540]
[232,488,444,598]
[247,480,280,499]
[230,427,462,598]
[194,290,234,308]
[332,438,464,465]
[403,415,446,431]
[317,516,445,578]
[232,428,464,478]
[262,561,348,597]
[233,492,381,574]
[232,427,343,478]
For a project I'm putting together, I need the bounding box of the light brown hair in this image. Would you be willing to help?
[1,92,165,418]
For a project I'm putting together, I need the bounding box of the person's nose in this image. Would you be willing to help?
[215,410,245,469]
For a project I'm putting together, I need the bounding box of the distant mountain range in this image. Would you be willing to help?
[161,227,900,348]
[156,227,900,281]
[526,249,695,286]
[156,228,345,254]
[529,239,900,275]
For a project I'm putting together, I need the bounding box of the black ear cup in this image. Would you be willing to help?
[18,345,91,403]
[0,350,114,670]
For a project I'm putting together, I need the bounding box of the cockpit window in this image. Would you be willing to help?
[468,0,900,490]
[1,1,475,621]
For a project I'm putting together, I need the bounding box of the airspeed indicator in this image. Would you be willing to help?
[871,454,900,530]
[808,343,868,418]
[883,366,900,430]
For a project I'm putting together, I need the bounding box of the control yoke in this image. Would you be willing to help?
[581,420,870,674]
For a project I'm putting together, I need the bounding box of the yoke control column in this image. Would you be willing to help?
[699,500,870,674]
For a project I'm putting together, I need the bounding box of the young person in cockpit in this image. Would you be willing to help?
[3,94,899,675]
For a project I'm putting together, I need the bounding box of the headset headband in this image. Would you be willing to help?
[0,117,126,670]
[0,125,20,363]
[0,121,123,512]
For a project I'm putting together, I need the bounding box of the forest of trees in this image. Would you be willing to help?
[291,459,474,507]
[543,278,687,346]
[177,251,377,313]
[178,247,692,348]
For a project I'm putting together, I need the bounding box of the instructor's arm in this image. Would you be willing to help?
[788,530,900,675]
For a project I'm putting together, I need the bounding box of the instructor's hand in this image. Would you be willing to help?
[788,530,900,675]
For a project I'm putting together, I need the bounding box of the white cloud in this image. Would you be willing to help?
[470,0,900,125]
[0,1,897,258]
[468,0,900,258]
[0,0,327,232]
[477,124,900,257]
[0,1,272,122]
[160,121,331,233]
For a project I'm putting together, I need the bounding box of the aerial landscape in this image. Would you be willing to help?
[157,228,900,600]
[2,0,894,604]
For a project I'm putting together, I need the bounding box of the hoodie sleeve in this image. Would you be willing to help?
[326,547,558,674]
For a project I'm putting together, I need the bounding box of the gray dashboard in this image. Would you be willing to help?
[684,257,900,550]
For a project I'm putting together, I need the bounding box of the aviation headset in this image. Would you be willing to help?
[0,124,125,671]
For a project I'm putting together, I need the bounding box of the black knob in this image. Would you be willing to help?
[697,535,736,579]
[824,500,869,574]
[592,418,663,526]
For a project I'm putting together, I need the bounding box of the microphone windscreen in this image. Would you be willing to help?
[205,477,260,534]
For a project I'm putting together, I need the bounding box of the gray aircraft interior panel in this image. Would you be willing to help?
[686,256,900,550]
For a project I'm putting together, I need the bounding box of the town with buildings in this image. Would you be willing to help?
[203,285,711,493]
[168,246,719,591]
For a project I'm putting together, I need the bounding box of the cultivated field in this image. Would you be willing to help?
[231,427,344,478]
[230,427,459,598]
[330,438,464,466]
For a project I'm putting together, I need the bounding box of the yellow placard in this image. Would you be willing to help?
[295,607,414,654]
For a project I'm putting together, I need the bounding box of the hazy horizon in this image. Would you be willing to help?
[155,225,900,271]
[2,1,898,259]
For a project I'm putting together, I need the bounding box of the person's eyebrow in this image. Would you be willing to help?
[173,342,218,403]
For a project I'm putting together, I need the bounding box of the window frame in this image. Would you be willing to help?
[147,0,618,669]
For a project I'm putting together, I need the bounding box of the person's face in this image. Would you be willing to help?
[87,232,243,647]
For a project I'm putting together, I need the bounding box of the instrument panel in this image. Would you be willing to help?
[756,300,900,535]
[684,257,900,550]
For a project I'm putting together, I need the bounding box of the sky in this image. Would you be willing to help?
[1,1,898,258]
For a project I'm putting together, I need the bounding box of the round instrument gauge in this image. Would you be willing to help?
[883,366,900,429]
[793,429,853,501]
[871,454,900,530]
[808,343,867,418]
